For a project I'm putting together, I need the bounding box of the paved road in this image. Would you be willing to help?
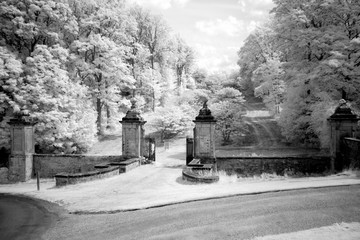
[0,194,59,240]
[43,185,360,240]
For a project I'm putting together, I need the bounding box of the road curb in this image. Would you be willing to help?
[70,182,360,215]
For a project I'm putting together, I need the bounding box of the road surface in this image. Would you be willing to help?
[0,194,60,240]
[41,185,360,240]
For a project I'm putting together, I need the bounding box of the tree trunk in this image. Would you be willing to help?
[152,89,155,111]
[106,105,111,129]
[176,66,183,87]
[96,98,103,135]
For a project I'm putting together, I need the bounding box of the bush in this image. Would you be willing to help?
[211,101,247,145]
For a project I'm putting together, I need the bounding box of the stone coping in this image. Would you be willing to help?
[109,158,141,166]
[344,137,360,142]
[216,156,330,160]
[328,117,360,120]
[34,154,123,158]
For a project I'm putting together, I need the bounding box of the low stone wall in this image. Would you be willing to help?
[344,138,360,169]
[216,156,331,176]
[182,167,219,183]
[55,165,120,187]
[55,158,142,187]
[33,154,123,178]
[109,158,141,173]
[182,158,219,183]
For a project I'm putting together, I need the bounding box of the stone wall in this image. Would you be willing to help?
[33,154,123,178]
[55,165,120,187]
[216,156,331,176]
[343,138,360,169]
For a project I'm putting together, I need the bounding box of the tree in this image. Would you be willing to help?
[252,54,285,114]
[147,105,194,142]
[172,35,195,90]
[272,0,360,147]
[237,23,277,98]
[20,44,97,153]
[72,34,133,134]
[211,100,247,145]
[0,0,78,60]
[210,87,246,144]
[0,46,23,149]
[0,0,201,153]
[71,0,135,134]
[236,0,360,147]
[0,0,100,153]
[128,6,175,111]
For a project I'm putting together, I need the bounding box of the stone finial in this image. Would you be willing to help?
[121,99,144,122]
[130,98,137,109]
[329,99,358,120]
[195,100,215,121]
[8,111,36,126]
[338,99,347,108]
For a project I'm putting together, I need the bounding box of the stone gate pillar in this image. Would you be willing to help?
[328,99,360,171]
[120,101,146,159]
[8,116,36,182]
[193,101,217,164]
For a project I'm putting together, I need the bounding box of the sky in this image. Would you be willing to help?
[132,0,275,73]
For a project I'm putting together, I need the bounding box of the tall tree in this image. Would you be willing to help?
[172,35,195,89]
[237,23,277,98]
[71,1,135,134]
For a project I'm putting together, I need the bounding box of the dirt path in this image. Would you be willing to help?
[242,101,284,147]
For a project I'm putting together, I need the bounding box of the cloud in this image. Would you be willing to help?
[238,0,274,9]
[237,0,275,17]
[132,0,190,9]
[195,16,261,37]
[195,16,245,37]
[195,49,239,73]
[193,43,217,56]
[227,46,242,52]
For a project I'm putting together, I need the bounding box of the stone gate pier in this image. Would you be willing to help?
[120,101,146,159]
[183,101,219,183]
[8,115,36,182]
[193,101,217,164]
[328,99,360,171]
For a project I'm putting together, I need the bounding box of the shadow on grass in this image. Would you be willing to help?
[175,176,199,185]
